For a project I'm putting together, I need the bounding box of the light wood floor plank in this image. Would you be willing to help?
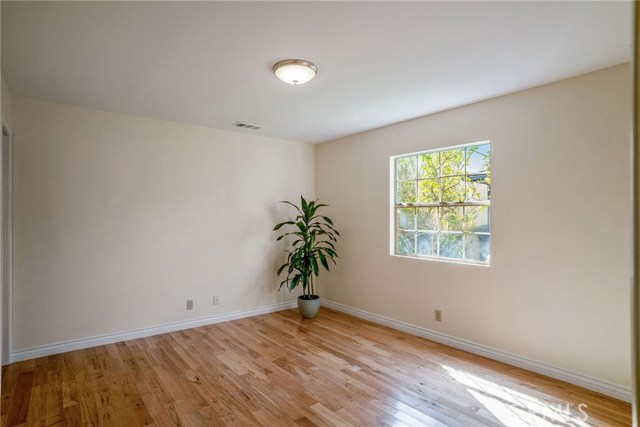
[2,308,631,426]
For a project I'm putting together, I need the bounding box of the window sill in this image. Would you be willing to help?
[390,253,490,267]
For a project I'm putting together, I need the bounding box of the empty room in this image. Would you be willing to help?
[1,1,639,426]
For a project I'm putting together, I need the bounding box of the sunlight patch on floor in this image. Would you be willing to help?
[443,365,590,427]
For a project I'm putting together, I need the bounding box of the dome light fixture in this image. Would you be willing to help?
[273,59,318,85]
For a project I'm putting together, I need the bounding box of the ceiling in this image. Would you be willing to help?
[1,1,632,144]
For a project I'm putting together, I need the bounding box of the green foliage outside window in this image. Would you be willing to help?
[394,143,490,263]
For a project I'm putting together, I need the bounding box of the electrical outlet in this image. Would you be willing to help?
[186,299,193,310]
[213,295,220,306]
[435,309,442,322]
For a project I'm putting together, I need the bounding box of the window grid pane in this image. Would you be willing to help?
[393,143,490,264]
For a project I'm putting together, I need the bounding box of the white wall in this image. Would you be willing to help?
[316,64,632,389]
[12,97,315,351]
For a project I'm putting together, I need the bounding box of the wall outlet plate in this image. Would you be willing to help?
[187,300,193,310]
[213,295,220,305]
[435,309,442,322]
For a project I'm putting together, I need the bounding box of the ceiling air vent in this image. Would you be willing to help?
[232,121,263,130]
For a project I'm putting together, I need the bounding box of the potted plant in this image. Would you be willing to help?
[273,196,339,319]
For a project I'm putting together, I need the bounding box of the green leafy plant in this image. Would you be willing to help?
[273,196,339,299]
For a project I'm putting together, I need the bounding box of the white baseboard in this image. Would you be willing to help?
[10,301,297,363]
[10,299,631,403]
[321,299,632,403]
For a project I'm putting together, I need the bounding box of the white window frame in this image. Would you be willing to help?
[390,141,491,265]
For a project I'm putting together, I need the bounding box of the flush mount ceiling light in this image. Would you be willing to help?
[273,59,317,85]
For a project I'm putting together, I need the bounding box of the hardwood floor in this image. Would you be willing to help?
[1,308,632,427]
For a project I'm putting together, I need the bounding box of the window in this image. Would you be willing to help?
[392,142,491,264]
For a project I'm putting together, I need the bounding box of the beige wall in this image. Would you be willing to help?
[0,74,11,367]
[12,97,315,350]
[316,64,632,388]
[1,75,12,131]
